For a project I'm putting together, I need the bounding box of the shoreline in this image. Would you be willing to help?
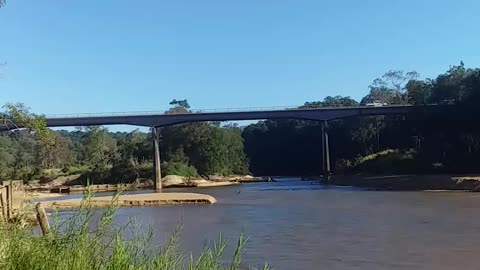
[16,174,480,196]
[23,175,270,194]
[38,192,217,210]
[329,174,480,191]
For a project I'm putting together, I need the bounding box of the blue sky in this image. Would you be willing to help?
[1,0,479,116]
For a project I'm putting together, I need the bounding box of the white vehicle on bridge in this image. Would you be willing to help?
[365,101,388,107]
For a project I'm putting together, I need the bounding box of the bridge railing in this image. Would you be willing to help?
[44,104,367,119]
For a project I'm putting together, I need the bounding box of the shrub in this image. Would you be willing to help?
[62,165,90,175]
[351,149,418,174]
[162,162,198,178]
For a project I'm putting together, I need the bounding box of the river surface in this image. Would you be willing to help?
[50,178,480,269]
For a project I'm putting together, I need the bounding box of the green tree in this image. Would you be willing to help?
[3,102,52,144]
[83,127,118,171]
[302,96,358,108]
[167,99,191,114]
[0,135,16,179]
[1,103,55,179]
[36,132,70,169]
[362,70,419,105]
[406,79,432,105]
[169,99,190,109]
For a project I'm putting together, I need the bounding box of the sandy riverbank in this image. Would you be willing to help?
[39,192,217,210]
[24,175,269,194]
[11,191,65,208]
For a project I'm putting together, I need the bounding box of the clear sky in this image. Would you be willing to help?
[1,0,479,116]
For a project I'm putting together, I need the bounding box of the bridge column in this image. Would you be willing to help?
[321,120,331,177]
[152,127,162,191]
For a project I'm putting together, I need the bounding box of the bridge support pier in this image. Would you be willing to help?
[152,127,162,191]
[321,120,331,177]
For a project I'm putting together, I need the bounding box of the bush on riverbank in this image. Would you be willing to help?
[0,192,269,270]
[349,149,420,174]
[162,161,198,178]
[34,161,199,186]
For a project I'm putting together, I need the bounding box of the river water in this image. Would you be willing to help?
[51,178,480,269]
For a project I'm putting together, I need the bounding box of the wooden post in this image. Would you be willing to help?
[35,203,50,235]
[0,188,6,222]
[6,183,12,220]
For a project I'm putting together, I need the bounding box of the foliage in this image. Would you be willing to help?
[243,63,480,175]
[83,126,119,172]
[62,164,91,175]
[2,64,480,179]
[0,103,55,180]
[3,103,52,145]
[351,149,418,174]
[36,132,70,169]
[361,70,419,105]
[162,161,198,178]
[161,121,249,176]
[302,96,358,108]
[167,99,191,114]
[0,99,249,182]
[169,99,191,109]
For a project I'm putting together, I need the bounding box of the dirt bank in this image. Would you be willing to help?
[39,192,217,210]
[191,179,240,187]
[26,175,269,194]
[11,191,65,208]
[331,174,480,191]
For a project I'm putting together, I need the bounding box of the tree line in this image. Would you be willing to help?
[0,101,248,183]
[1,62,479,182]
[244,62,480,176]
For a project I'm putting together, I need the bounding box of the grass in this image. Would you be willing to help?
[351,149,417,174]
[355,149,399,164]
[0,190,269,270]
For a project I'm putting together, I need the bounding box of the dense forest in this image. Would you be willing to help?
[245,62,480,176]
[0,100,248,182]
[1,62,479,183]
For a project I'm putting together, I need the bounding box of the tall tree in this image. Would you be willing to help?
[36,132,70,169]
[406,79,432,105]
[83,127,118,171]
[362,70,419,105]
[167,99,191,114]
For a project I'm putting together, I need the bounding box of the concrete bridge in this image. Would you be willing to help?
[0,104,452,190]
[1,105,438,129]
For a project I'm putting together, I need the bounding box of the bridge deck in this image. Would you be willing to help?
[1,105,449,130]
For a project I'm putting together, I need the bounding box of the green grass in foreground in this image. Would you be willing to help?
[0,191,269,270]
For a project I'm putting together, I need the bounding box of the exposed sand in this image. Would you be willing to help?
[192,180,240,187]
[39,192,217,210]
[27,192,65,200]
[10,191,65,208]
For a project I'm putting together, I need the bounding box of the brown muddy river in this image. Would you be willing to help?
[51,178,480,269]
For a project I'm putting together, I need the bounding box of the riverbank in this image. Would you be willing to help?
[22,174,269,194]
[331,174,480,191]
[39,192,217,210]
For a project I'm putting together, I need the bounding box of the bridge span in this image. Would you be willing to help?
[3,104,439,129]
[0,104,452,191]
